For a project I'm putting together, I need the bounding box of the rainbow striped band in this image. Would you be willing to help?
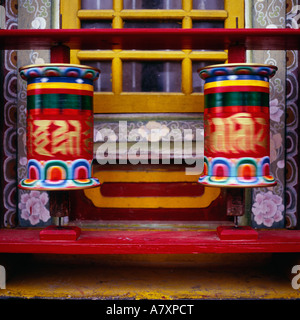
[19,159,100,190]
[199,156,276,188]
[204,76,270,109]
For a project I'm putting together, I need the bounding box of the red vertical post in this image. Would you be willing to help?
[227,45,246,63]
[50,45,70,63]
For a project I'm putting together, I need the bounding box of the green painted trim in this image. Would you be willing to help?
[205,92,269,108]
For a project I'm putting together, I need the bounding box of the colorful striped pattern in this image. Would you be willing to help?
[27,94,93,112]
[198,156,276,187]
[198,63,277,188]
[204,76,270,108]
[19,64,101,191]
[19,158,100,190]
[204,78,269,93]
[27,78,94,114]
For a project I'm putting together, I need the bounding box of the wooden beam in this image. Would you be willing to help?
[1,229,300,254]
[1,29,300,51]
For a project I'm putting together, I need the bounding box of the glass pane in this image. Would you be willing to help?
[123,61,181,92]
[123,0,182,9]
[81,61,112,92]
[193,0,224,10]
[81,20,112,28]
[193,61,222,93]
[124,20,181,28]
[192,21,224,28]
[81,0,113,9]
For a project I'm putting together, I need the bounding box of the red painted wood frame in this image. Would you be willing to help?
[0,28,300,51]
[0,229,300,254]
[0,28,299,254]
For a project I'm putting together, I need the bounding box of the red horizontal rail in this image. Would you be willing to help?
[69,208,228,221]
[1,229,300,254]
[100,182,205,197]
[0,28,299,51]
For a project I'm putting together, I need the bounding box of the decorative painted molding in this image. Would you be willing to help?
[1,0,18,227]
[250,0,286,228]
[285,0,299,228]
[17,0,52,226]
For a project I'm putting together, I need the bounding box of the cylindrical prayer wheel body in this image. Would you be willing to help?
[19,64,100,190]
[198,63,277,188]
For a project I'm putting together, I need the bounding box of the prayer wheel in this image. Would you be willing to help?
[198,63,277,188]
[18,64,100,190]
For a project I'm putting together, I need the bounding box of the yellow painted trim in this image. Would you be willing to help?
[93,92,204,113]
[182,17,192,29]
[113,0,123,13]
[27,83,93,91]
[112,0,123,28]
[112,54,123,94]
[77,50,227,61]
[224,0,245,28]
[77,9,115,20]
[204,80,269,89]
[77,9,228,21]
[189,10,228,20]
[182,0,192,12]
[188,51,227,61]
[181,0,193,28]
[182,56,193,94]
[92,170,202,183]
[84,180,220,209]
[83,190,220,208]
[70,50,80,65]
[60,0,81,29]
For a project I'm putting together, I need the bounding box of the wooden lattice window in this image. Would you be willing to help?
[61,0,244,113]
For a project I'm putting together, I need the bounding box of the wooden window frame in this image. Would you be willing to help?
[60,0,244,114]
